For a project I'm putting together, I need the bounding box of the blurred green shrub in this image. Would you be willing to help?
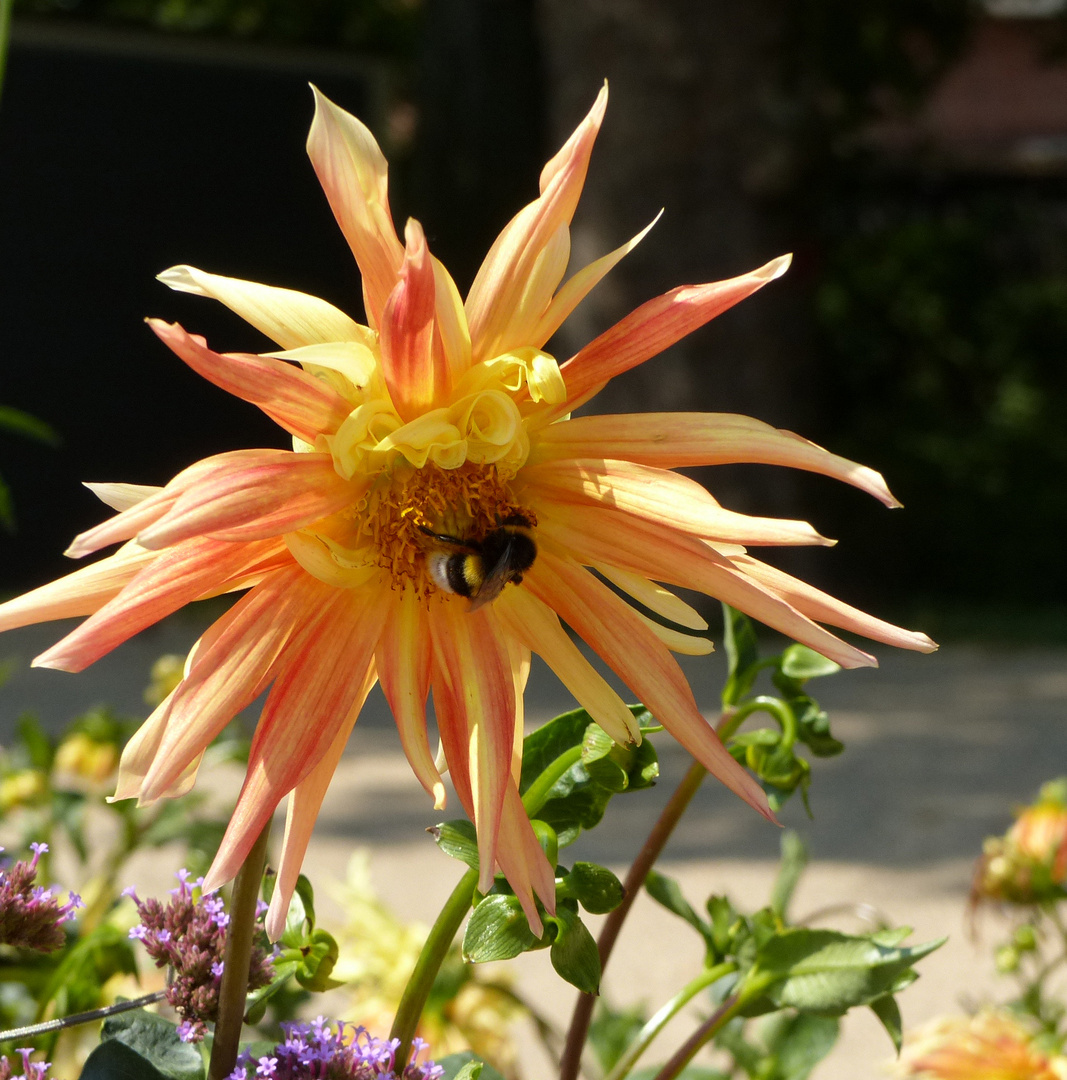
[12,0,421,52]
[814,188,1067,603]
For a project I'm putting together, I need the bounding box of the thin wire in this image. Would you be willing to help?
[0,990,168,1044]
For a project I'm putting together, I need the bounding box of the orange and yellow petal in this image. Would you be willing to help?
[529,411,901,508]
[525,550,774,822]
[379,219,449,421]
[267,662,378,940]
[522,458,833,547]
[149,320,352,442]
[306,86,404,329]
[204,579,387,891]
[33,536,289,673]
[429,602,516,895]
[466,85,608,363]
[375,586,446,809]
[555,254,791,414]
[157,264,366,349]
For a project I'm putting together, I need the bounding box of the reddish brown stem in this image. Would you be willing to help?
[558,759,708,1080]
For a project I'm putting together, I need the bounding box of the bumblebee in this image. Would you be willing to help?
[421,515,536,611]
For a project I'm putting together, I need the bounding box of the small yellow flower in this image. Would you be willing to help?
[144,653,187,708]
[975,780,1067,904]
[895,1011,1067,1080]
[0,85,935,936]
[0,768,47,812]
[53,731,119,790]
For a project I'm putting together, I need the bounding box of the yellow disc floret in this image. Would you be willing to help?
[283,339,556,597]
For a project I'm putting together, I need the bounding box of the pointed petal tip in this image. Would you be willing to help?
[265,891,289,942]
[156,265,201,294]
[594,80,608,114]
[764,253,793,280]
[526,907,544,940]
[403,216,427,249]
[840,648,879,670]
[200,867,228,895]
[30,651,70,672]
[477,863,495,896]
[432,782,447,811]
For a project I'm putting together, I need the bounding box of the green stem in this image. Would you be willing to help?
[603,962,737,1080]
[390,866,478,1067]
[558,758,709,1080]
[387,739,592,1067]
[208,822,271,1080]
[650,993,743,1080]
[522,745,583,816]
[724,696,797,751]
[0,0,11,109]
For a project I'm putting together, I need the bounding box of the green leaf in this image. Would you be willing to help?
[869,994,904,1053]
[39,924,138,1022]
[779,645,841,681]
[52,790,90,863]
[435,1052,505,1080]
[244,958,299,1025]
[522,707,659,847]
[294,928,341,991]
[277,874,318,946]
[432,820,480,870]
[707,895,742,957]
[0,406,60,446]
[0,473,13,532]
[520,708,598,790]
[463,894,540,963]
[749,929,945,1019]
[79,1008,204,1080]
[589,1001,648,1072]
[756,1011,840,1080]
[18,714,54,771]
[293,874,317,928]
[645,871,714,952]
[548,904,600,995]
[560,862,624,915]
[722,605,761,706]
[793,698,844,758]
[769,832,808,920]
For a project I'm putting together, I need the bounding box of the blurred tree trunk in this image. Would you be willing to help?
[412,0,545,292]
[536,0,813,522]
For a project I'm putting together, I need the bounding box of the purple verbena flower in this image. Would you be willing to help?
[127,869,273,1042]
[0,844,82,952]
[228,1021,443,1080]
[0,1048,54,1079]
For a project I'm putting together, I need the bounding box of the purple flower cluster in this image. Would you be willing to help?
[0,1048,52,1079]
[126,869,273,1043]
[228,1018,445,1080]
[0,843,82,952]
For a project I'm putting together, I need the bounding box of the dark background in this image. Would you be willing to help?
[2,0,1066,637]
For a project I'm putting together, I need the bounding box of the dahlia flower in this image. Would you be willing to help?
[0,86,934,938]
[894,1011,1067,1080]
[974,779,1067,904]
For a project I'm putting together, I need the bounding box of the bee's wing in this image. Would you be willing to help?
[467,544,519,612]
[418,527,475,554]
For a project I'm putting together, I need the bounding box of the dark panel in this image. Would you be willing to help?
[0,27,383,590]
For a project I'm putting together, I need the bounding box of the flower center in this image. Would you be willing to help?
[283,340,558,598]
[285,461,534,598]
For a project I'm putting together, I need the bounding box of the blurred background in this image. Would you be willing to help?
[1,0,1066,637]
